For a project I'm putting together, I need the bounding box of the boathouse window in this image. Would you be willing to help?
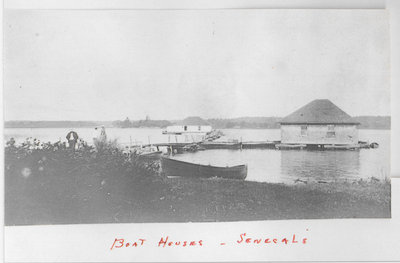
[327,125,336,138]
[300,125,308,136]
[198,126,201,131]
[184,126,187,131]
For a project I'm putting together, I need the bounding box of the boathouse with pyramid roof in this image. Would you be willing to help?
[280,99,360,145]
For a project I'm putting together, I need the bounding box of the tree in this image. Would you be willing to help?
[121,117,131,128]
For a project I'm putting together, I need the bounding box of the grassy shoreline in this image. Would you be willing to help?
[4,139,391,226]
[5,171,390,226]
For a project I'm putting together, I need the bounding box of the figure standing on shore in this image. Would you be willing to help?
[93,127,100,144]
[66,130,79,151]
[93,126,107,151]
[100,126,107,142]
[93,126,107,143]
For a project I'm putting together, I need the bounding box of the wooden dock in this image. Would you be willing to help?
[241,141,278,149]
[135,141,279,151]
[129,141,378,152]
[200,141,241,150]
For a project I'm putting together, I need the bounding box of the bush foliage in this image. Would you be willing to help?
[5,137,160,178]
[4,138,164,225]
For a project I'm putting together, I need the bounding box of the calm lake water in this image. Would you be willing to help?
[4,128,390,184]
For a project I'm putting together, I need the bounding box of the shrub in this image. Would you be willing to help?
[4,138,160,179]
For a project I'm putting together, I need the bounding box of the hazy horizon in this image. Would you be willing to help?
[4,114,391,123]
[4,9,390,121]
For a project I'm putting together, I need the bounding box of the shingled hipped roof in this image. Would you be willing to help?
[280,99,360,125]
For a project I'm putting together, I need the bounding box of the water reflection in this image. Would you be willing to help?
[280,150,360,183]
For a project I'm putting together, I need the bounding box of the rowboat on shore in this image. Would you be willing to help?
[138,150,163,159]
[161,157,247,180]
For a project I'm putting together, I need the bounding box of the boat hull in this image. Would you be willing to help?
[138,151,163,159]
[161,157,247,180]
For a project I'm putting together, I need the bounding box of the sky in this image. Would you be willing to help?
[3,9,390,121]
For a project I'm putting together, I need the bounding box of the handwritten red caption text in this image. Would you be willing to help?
[110,238,147,250]
[236,233,307,245]
[110,233,308,250]
[111,236,203,250]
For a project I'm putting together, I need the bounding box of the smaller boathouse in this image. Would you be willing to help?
[163,116,212,143]
[280,99,360,147]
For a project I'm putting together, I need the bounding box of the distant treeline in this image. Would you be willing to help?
[5,116,390,129]
[352,116,391,130]
[4,121,112,128]
[208,117,282,129]
[112,118,171,128]
[209,116,391,129]
[208,116,391,129]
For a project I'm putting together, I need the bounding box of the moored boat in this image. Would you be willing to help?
[133,146,163,159]
[358,141,371,149]
[182,143,206,152]
[370,142,379,148]
[161,157,247,180]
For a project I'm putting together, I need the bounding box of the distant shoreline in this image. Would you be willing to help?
[3,126,391,130]
[4,115,391,130]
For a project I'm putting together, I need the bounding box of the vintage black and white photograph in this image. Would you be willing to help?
[3,9,391,226]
